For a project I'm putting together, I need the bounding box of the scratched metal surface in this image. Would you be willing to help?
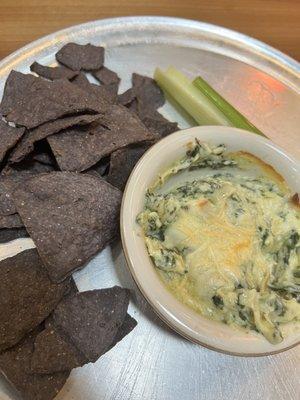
[0,17,299,400]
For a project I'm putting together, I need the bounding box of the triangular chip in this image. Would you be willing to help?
[30,61,78,81]
[0,121,25,163]
[132,73,165,116]
[0,327,70,400]
[48,105,157,172]
[31,311,136,374]
[12,172,122,281]
[0,71,105,128]
[9,113,100,164]
[118,74,165,118]
[0,249,71,352]
[56,43,104,71]
[107,142,153,190]
[108,313,137,350]
[51,287,131,361]
[141,110,179,137]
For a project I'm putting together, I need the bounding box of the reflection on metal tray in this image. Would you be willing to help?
[0,16,299,400]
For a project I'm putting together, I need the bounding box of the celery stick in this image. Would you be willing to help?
[193,76,265,136]
[154,67,231,126]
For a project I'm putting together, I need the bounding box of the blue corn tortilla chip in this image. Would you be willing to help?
[9,113,100,164]
[107,142,154,191]
[0,177,19,215]
[0,71,106,129]
[118,88,135,106]
[0,248,72,352]
[32,152,55,166]
[30,287,136,374]
[51,287,131,362]
[0,326,70,400]
[3,157,55,176]
[0,167,56,219]
[31,323,86,373]
[0,70,36,116]
[118,75,168,126]
[108,313,137,350]
[0,121,25,164]
[141,110,179,138]
[72,72,118,104]
[30,62,78,81]
[31,311,136,374]
[0,213,24,228]
[132,73,165,115]
[30,287,133,374]
[12,172,122,282]
[85,156,110,179]
[47,105,157,172]
[56,43,104,71]
[0,227,29,243]
[92,66,120,86]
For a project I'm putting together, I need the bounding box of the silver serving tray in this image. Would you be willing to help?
[0,16,299,400]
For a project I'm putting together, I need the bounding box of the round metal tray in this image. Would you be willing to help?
[0,16,299,400]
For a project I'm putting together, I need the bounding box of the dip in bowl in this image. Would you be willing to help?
[121,126,300,356]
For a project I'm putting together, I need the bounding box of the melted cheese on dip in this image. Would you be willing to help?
[138,141,300,344]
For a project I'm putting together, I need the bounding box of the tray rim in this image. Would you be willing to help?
[0,16,299,89]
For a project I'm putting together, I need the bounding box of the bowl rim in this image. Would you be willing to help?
[120,126,300,357]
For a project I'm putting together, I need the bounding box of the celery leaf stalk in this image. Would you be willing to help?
[154,67,231,126]
[193,76,265,136]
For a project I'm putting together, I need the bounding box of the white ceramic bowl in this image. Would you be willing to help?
[120,126,300,356]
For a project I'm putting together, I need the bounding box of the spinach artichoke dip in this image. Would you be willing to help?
[137,141,300,344]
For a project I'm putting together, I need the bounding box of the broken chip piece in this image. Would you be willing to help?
[30,61,78,81]
[132,73,165,116]
[92,66,120,86]
[118,88,135,106]
[56,43,105,71]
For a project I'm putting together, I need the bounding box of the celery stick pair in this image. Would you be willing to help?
[154,67,264,136]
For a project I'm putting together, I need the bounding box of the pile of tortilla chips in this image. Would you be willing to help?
[0,42,179,400]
